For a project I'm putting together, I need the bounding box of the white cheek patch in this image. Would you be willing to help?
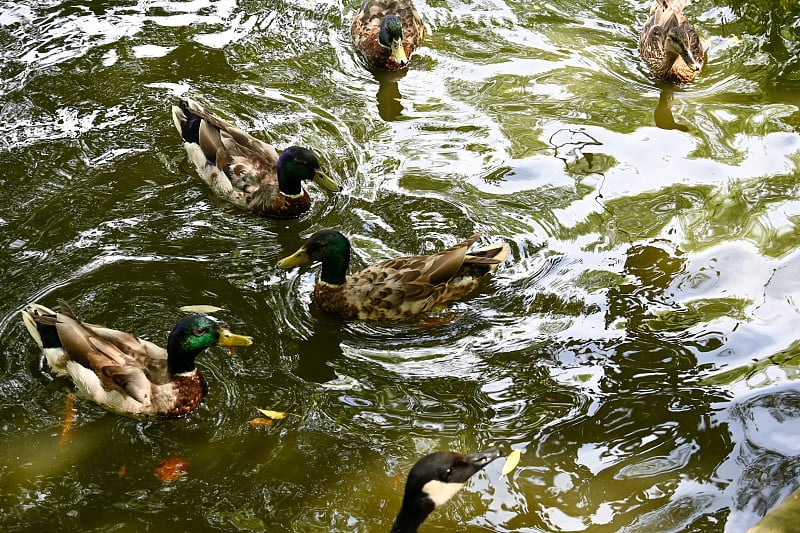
[422,480,466,508]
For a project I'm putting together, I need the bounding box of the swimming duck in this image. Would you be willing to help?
[392,447,502,533]
[639,0,705,84]
[171,99,340,218]
[21,299,253,418]
[278,230,510,321]
[351,0,425,71]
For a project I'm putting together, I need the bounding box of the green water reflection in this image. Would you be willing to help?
[1,0,800,531]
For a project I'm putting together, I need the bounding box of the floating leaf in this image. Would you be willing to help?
[256,409,289,420]
[154,457,190,482]
[180,305,224,314]
[118,464,127,479]
[501,449,522,476]
[248,417,274,428]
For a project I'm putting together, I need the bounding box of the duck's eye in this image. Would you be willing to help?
[444,468,452,479]
[193,327,209,337]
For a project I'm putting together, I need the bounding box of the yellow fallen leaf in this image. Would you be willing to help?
[180,305,224,314]
[501,449,522,476]
[257,409,289,419]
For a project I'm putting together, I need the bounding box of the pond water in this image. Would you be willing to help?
[1,0,800,531]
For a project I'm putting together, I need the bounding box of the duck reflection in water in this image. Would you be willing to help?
[654,87,689,132]
[375,69,407,121]
[274,229,343,384]
[294,313,342,384]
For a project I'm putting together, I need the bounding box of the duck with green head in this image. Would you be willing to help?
[21,299,253,418]
[171,99,340,218]
[352,0,425,71]
[278,230,510,321]
[639,0,705,84]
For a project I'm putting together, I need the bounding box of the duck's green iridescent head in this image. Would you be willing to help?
[277,229,351,285]
[379,14,408,67]
[277,146,340,195]
[167,314,253,374]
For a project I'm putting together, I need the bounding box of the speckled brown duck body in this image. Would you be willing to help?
[21,299,253,418]
[278,230,510,321]
[639,0,705,84]
[351,0,425,71]
[171,99,339,218]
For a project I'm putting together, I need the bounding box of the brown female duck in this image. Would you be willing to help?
[639,0,705,84]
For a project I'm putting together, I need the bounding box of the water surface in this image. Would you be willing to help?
[1,0,800,531]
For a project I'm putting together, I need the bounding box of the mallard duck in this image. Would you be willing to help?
[391,447,502,533]
[171,99,340,218]
[21,299,253,418]
[351,0,425,71]
[278,230,510,321]
[639,0,705,84]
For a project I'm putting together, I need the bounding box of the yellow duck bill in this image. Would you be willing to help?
[217,329,254,347]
